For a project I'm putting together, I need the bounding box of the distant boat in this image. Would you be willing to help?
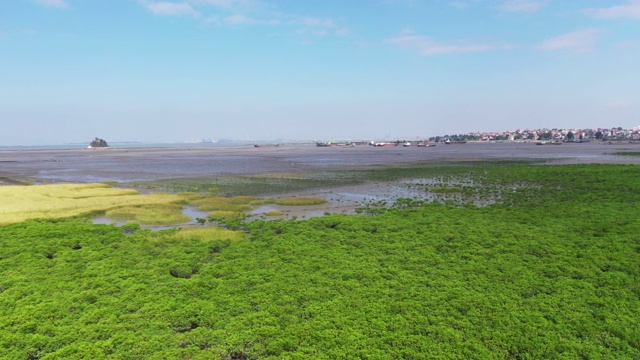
[254,143,280,148]
[403,142,411,147]
[444,139,466,144]
[316,142,355,147]
[536,141,562,145]
[374,142,397,147]
[417,142,436,147]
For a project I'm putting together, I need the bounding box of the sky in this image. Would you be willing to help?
[1,0,639,145]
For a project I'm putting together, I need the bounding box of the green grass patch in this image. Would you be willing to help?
[611,151,640,156]
[208,210,245,220]
[105,203,190,225]
[274,197,327,206]
[189,196,255,212]
[263,210,285,216]
[174,227,245,242]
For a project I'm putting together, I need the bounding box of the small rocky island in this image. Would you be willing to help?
[87,137,109,149]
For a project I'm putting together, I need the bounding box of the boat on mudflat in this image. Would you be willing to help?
[444,139,466,144]
[253,144,280,148]
[536,141,562,145]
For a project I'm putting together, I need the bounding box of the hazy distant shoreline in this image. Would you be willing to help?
[1,142,639,186]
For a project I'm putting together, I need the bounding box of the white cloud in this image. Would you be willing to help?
[143,0,347,38]
[223,14,255,25]
[287,16,335,29]
[144,1,199,16]
[37,0,68,8]
[498,0,547,13]
[197,0,255,8]
[537,28,604,52]
[386,31,498,55]
[583,0,640,19]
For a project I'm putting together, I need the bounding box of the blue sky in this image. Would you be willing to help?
[1,0,639,145]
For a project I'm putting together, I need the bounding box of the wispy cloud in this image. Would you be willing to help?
[283,14,348,37]
[142,0,347,37]
[222,14,255,25]
[197,0,255,8]
[143,1,199,16]
[37,0,68,8]
[583,0,640,19]
[537,28,604,52]
[386,30,500,55]
[498,0,547,13]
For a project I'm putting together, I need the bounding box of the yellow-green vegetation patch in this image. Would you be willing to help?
[105,203,190,225]
[274,197,327,206]
[229,195,259,203]
[174,227,245,242]
[264,210,285,216]
[177,192,202,200]
[0,183,184,225]
[190,196,254,212]
[249,198,275,205]
[208,210,244,219]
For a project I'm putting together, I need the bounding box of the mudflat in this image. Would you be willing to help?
[3,141,638,220]
[1,142,639,184]
[2,142,640,184]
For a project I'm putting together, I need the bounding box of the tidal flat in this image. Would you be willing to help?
[2,141,639,220]
[2,141,640,185]
[1,143,640,359]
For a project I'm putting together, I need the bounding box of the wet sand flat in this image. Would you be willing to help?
[1,142,639,184]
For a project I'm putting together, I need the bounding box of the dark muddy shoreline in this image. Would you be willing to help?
[1,142,639,185]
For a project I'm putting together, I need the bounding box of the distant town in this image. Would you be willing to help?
[176,126,640,148]
[316,126,640,147]
[428,126,640,143]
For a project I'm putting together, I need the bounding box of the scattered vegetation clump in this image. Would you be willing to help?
[173,228,245,242]
[105,203,190,225]
[264,210,284,216]
[273,197,327,206]
[189,196,254,212]
[132,175,342,196]
[612,151,640,157]
[1,164,640,359]
[208,210,246,220]
[429,186,462,193]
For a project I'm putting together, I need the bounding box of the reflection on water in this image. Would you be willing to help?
[181,206,209,222]
[91,217,126,226]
